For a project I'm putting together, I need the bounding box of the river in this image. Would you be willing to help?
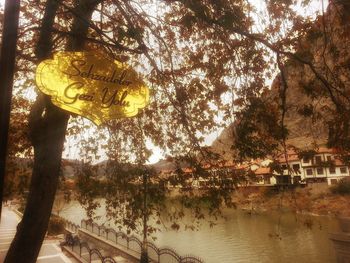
[60,201,339,263]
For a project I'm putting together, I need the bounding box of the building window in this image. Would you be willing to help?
[340,167,348,174]
[316,168,324,175]
[327,156,332,162]
[330,179,338,185]
[303,157,310,163]
[292,164,300,173]
[315,156,322,164]
[306,168,313,176]
[293,176,301,184]
[281,164,287,170]
[264,176,271,185]
[329,167,336,174]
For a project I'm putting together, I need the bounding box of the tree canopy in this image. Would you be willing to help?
[3,0,350,262]
[7,0,349,164]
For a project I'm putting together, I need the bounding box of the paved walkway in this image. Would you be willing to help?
[0,206,76,263]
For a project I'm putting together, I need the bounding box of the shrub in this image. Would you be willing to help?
[331,178,350,195]
[18,203,25,213]
[261,187,279,198]
[47,215,66,235]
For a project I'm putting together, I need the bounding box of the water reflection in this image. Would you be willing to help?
[61,202,338,263]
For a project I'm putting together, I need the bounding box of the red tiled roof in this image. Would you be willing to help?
[277,147,343,163]
[254,167,271,175]
[317,147,337,154]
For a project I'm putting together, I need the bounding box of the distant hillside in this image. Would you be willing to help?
[6,158,84,178]
[211,124,237,160]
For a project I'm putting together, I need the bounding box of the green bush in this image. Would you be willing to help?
[331,178,350,195]
[48,215,66,235]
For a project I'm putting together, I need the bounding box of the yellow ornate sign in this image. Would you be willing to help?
[36,52,149,125]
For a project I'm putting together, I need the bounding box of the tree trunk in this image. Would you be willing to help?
[0,0,20,221]
[4,0,100,262]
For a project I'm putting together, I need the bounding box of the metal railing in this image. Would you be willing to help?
[74,219,204,263]
[66,220,80,233]
[63,234,118,263]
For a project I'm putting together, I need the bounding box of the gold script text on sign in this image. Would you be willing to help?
[36,52,149,125]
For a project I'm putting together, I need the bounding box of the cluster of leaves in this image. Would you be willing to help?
[3,158,32,200]
[234,97,286,160]
[297,150,317,161]
[47,215,66,235]
[268,160,284,176]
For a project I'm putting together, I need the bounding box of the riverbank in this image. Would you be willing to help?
[234,183,350,217]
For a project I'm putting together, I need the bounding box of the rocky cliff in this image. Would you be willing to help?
[212,1,350,159]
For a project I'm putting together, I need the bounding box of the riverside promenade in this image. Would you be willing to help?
[0,206,76,263]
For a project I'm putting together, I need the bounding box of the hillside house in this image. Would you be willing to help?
[276,148,349,185]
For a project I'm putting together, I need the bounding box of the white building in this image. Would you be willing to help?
[276,148,350,185]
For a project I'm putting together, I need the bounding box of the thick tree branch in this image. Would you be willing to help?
[51,28,143,53]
